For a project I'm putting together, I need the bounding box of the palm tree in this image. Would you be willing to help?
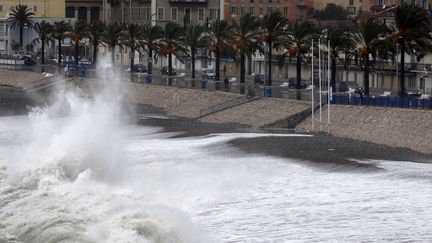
[141,24,163,75]
[69,21,88,66]
[352,17,388,96]
[52,21,70,65]
[8,4,35,49]
[285,20,316,90]
[88,20,105,66]
[160,22,185,76]
[184,24,207,79]
[232,13,261,85]
[206,20,233,81]
[121,23,143,71]
[391,3,432,97]
[32,21,53,65]
[101,22,123,65]
[261,11,289,86]
[326,27,354,92]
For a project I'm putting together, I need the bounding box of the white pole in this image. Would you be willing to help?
[328,40,331,128]
[311,39,314,131]
[319,39,322,131]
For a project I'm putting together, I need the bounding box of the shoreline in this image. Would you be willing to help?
[1,68,431,158]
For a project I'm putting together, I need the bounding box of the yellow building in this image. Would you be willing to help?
[0,0,65,18]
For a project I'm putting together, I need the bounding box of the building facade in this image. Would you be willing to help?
[65,0,103,23]
[0,0,66,54]
[223,0,314,23]
[106,0,222,26]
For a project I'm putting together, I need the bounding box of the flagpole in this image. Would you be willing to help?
[328,39,331,129]
[311,39,314,131]
[318,39,322,131]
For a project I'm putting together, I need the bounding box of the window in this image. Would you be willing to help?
[241,6,244,14]
[198,8,205,22]
[231,5,237,15]
[33,6,37,12]
[347,6,356,14]
[171,8,177,22]
[249,6,254,13]
[259,7,263,15]
[209,8,218,20]
[0,5,3,12]
[158,7,164,21]
[283,7,288,15]
[349,0,354,6]
[184,8,191,25]
[66,7,75,18]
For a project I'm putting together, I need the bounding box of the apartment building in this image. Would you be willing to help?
[106,0,222,26]
[224,0,314,23]
[0,0,65,54]
[65,0,103,23]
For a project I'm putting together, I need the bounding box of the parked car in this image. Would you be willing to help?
[253,74,265,84]
[338,81,361,93]
[160,66,177,75]
[202,69,215,79]
[288,78,307,89]
[78,58,91,66]
[404,88,421,98]
[131,64,147,73]
[22,56,36,65]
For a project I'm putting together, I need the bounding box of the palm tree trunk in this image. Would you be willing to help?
[130,47,134,71]
[215,50,221,81]
[364,55,370,96]
[148,48,153,75]
[331,56,336,92]
[93,40,98,66]
[247,53,252,75]
[296,54,302,89]
[240,50,246,94]
[267,40,272,86]
[75,41,79,66]
[58,38,62,65]
[191,48,196,79]
[19,25,23,49]
[399,40,405,97]
[296,53,302,100]
[111,46,115,65]
[41,40,45,65]
[168,53,173,76]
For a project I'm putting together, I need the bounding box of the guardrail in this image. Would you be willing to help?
[331,94,432,109]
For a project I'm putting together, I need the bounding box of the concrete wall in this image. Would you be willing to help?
[296,105,432,155]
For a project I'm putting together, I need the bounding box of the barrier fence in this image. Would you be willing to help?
[331,94,432,109]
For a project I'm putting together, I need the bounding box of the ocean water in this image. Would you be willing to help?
[0,62,431,242]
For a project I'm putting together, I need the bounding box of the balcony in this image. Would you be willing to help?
[169,0,208,3]
[297,0,307,7]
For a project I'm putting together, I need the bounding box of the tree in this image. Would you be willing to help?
[184,24,207,79]
[160,22,186,76]
[101,22,123,65]
[326,27,354,92]
[140,23,163,75]
[32,21,53,65]
[52,21,70,65]
[69,21,88,66]
[8,4,35,49]
[121,23,143,71]
[352,17,388,96]
[314,3,348,20]
[206,20,233,81]
[261,11,289,86]
[232,13,261,85]
[391,3,432,97]
[88,20,105,66]
[285,20,316,92]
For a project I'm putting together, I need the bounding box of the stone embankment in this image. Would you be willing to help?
[296,105,432,155]
[1,69,431,155]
